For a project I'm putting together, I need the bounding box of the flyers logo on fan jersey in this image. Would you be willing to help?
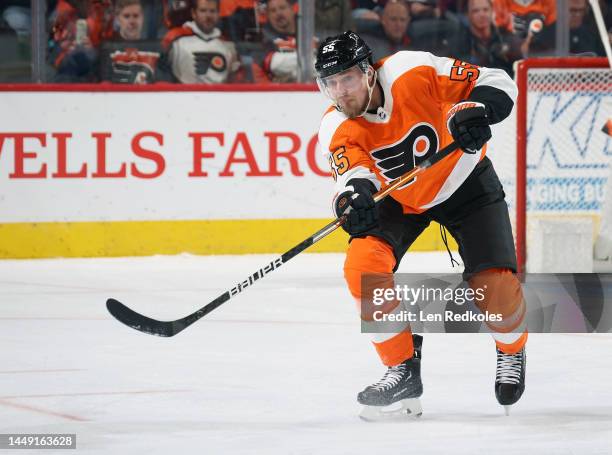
[318,51,518,214]
[193,51,227,74]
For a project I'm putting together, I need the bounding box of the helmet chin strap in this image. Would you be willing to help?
[356,67,377,118]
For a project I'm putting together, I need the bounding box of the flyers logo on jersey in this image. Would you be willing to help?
[193,51,227,74]
[371,123,439,188]
[110,49,159,84]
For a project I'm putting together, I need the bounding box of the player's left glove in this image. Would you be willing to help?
[446,101,492,154]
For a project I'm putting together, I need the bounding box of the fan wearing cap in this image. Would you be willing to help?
[315,31,528,419]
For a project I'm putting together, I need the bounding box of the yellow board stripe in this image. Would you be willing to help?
[0,219,457,259]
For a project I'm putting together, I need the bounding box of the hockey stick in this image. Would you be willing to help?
[106,140,459,337]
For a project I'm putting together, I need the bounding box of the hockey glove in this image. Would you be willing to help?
[447,101,492,154]
[334,178,379,235]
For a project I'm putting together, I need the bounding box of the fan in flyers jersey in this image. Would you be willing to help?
[163,0,240,83]
[316,31,526,420]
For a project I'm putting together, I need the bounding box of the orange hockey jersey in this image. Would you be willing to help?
[317,51,517,215]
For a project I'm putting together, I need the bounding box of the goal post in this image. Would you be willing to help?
[514,57,612,272]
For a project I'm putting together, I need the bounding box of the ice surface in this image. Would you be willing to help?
[1,252,611,454]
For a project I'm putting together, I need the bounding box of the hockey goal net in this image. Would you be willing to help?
[505,57,612,272]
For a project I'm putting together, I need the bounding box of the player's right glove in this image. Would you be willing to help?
[334,178,379,235]
[446,101,492,154]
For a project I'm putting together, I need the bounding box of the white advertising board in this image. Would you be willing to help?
[0,90,333,223]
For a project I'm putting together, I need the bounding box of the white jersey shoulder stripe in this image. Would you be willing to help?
[474,66,518,103]
[379,51,517,104]
[377,51,451,84]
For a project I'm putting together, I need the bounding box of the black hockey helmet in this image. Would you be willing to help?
[315,31,373,79]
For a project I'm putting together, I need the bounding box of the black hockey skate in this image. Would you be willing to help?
[358,334,423,421]
[495,347,526,415]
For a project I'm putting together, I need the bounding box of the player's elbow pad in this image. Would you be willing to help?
[468,85,515,125]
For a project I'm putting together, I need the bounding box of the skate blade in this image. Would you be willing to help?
[359,398,423,422]
[504,405,511,416]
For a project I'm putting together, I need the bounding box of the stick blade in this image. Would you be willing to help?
[106,298,178,337]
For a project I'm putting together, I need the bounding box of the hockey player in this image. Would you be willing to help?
[315,31,527,419]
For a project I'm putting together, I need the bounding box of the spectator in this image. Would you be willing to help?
[569,0,606,55]
[261,0,298,82]
[48,0,114,82]
[114,0,145,40]
[362,0,412,60]
[454,0,522,75]
[492,0,556,54]
[164,0,240,83]
[316,0,354,39]
[265,0,296,36]
[99,0,168,83]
